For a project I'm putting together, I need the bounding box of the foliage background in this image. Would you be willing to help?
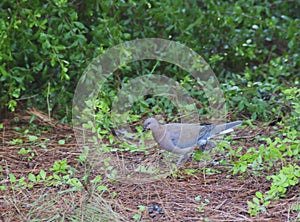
[1,0,299,123]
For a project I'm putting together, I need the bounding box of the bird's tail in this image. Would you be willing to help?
[210,121,242,137]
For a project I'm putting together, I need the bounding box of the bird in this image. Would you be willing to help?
[142,117,242,166]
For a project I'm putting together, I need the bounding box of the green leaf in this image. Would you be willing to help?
[138,205,146,211]
[29,115,35,123]
[0,64,8,76]
[195,195,201,202]
[253,197,260,204]
[58,140,65,145]
[28,135,38,142]
[9,174,16,183]
[263,201,271,207]
[28,173,36,182]
[97,185,109,192]
[53,174,61,180]
[39,170,46,180]
[255,191,263,199]
[0,185,7,191]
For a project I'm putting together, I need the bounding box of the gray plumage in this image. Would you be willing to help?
[143,118,242,166]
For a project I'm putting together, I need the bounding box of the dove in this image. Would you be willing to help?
[142,118,242,166]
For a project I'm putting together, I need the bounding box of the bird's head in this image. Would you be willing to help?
[142,118,159,132]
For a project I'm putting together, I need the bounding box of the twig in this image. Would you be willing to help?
[232,128,265,140]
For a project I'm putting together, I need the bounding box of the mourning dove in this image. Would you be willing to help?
[143,118,242,166]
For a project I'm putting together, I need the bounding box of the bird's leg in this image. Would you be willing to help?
[207,140,216,148]
[198,139,208,151]
[176,153,191,166]
[198,140,216,151]
[199,144,206,151]
[176,155,185,166]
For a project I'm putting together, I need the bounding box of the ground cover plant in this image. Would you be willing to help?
[1,0,299,221]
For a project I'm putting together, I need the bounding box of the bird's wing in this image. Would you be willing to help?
[209,121,242,137]
[166,124,209,148]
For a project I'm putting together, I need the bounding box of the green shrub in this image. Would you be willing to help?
[0,0,299,122]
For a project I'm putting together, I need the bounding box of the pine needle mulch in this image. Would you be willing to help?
[0,110,299,221]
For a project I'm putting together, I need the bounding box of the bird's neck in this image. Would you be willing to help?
[152,125,165,143]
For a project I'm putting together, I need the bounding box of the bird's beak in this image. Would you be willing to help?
[142,126,147,132]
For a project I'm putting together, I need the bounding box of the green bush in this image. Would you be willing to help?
[0,0,299,122]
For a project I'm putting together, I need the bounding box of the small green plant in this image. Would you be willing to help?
[247,164,300,216]
[78,145,89,163]
[28,135,38,142]
[92,175,114,196]
[8,173,28,190]
[9,173,16,183]
[247,191,270,216]
[7,170,48,190]
[18,147,35,160]
[97,184,109,192]
[266,164,300,199]
[8,138,23,145]
[0,185,7,191]
[184,168,201,175]
[282,87,300,130]
[0,166,6,190]
[291,202,300,212]
[50,159,69,174]
[133,205,146,221]
[195,195,210,213]
[45,160,85,189]
[230,131,299,176]
[26,170,47,189]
